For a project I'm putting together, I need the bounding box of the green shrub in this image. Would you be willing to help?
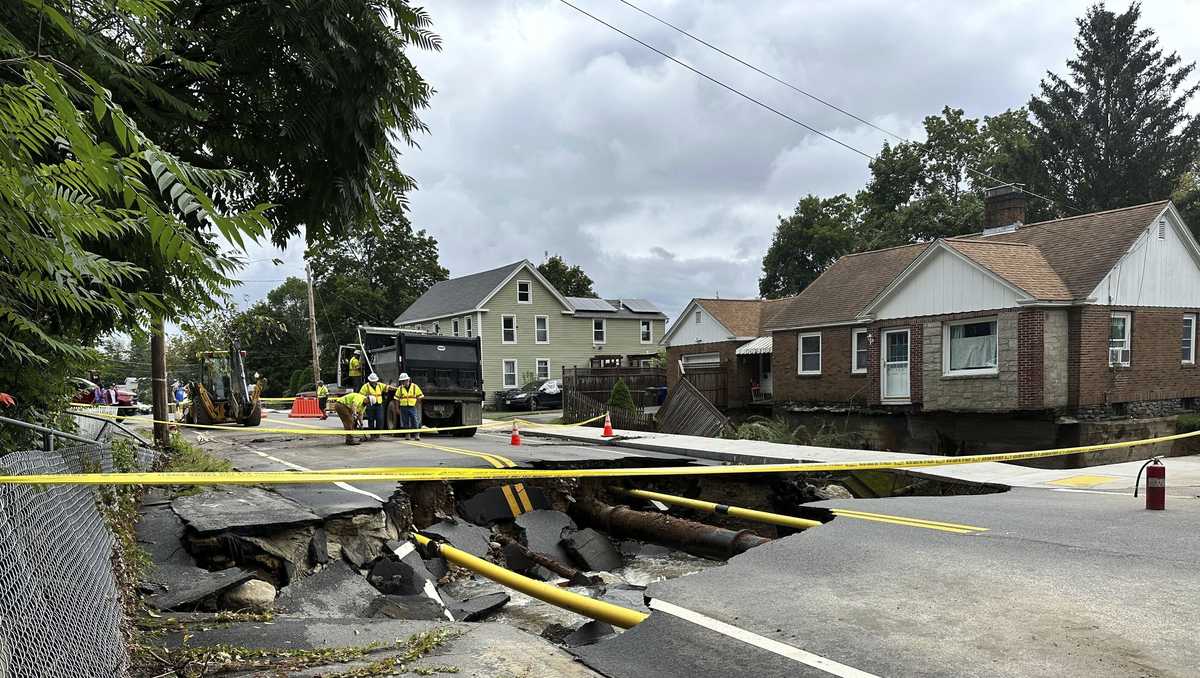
[287,367,313,396]
[608,379,637,413]
[726,416,866,448]
[1177,413,1200,433]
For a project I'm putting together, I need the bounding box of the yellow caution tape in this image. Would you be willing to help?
[82,412,607,436]
[2,426,1193,486]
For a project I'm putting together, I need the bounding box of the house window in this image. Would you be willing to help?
[593,318,606,344]
[502,315,517,344]
[681,352,720,367]
[452,319,460,337]
[536,358,550,380]
[1109,312,1132,367]
[798,332,821,375]
[944,318,998,376]
[517,280,532,304]
[535,315,549,344]
[1184,314,1196,364]
[852,329,869,374]
[502,359,518,388]
[694,310,702,324]
[465,316,473,338]
[433,322,440,335]
[640,320,652,344]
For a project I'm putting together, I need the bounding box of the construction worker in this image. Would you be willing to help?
[315,380,329,420]
[348,350,363,390]
[359,372,387,439]
[333,390,367,446]
[395,372,424,441]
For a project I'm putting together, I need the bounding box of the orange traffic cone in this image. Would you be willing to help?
[602,412,614,437]
[510,420,522,446]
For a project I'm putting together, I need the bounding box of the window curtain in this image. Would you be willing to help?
[949,325,997,370]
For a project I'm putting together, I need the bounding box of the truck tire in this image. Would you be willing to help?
[451,427,477,437]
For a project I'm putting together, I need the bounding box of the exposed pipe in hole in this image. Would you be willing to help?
[615,487,824,531]
[574,497,770,560]
[494,534,601,586]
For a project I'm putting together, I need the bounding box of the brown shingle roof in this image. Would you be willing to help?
[763,243,928,331]
[693,299,776,337]
[958,200,1169,299]
[943,240,1072,301]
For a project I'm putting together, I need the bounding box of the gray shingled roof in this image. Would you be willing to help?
[395,261,524,324]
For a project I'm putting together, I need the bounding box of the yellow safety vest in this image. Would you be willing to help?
[397,383,423,407]
[316,385,329,398]
[349,357,362,376]
[360,382,384,399]
[337,391,367,414]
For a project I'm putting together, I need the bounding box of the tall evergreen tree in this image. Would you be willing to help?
[1029,2,1200,214]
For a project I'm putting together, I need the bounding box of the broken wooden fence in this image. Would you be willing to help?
[657,378,729,438]
[562,390,657,432]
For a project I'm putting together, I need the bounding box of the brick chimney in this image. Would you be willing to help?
[983,184,1026,231]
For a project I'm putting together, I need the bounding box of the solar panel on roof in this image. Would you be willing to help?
[621,298,659,313]
[569,297,617,312]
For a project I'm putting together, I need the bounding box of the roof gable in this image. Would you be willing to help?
[959,200,1169,299]
[395,260,574,325]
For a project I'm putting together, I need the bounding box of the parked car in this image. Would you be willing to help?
[501,379,562,411]
[71,377,140,415]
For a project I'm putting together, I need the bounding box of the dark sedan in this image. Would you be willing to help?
[502,379,562,411]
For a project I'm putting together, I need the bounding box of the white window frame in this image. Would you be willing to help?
[593,318,607,344]
[1109,312,1132,367]
[452,319,460,337]
[535,358,550,380]
[942,316,1000,377]
[1184,314,1196,365]
[517,280,532,304]
[694,310,702,324]
[465,316,473,338]
[797,332,822,375]
[640,319,653,344]
[502,359,518,388]
[501,314,517,344]
[852,328,869,374]
[681,352,720,367]
[535,315,550,344]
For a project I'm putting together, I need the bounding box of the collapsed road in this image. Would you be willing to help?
[133,413,1200,677]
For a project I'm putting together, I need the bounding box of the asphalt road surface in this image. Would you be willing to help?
[185,412,1200,677]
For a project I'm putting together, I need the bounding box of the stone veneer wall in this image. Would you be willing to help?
[921,311,1019,412]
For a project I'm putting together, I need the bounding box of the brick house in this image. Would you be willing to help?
[766,190,1200,425]
[661,298,790,408]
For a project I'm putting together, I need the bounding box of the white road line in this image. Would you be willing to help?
[1052,487,1193,499]
[247,449,386,502]
[391,542,455,621]
[648,599,881,678]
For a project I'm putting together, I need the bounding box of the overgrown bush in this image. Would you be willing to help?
[726,416,867,448]
[161,433,233,496]
[608,379,637,413]
[1177,413,1200,433]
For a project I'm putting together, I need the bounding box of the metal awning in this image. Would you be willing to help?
[735,336,772,355]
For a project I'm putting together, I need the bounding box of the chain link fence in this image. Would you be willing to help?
[0,419,157,678]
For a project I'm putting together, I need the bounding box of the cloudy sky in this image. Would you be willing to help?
[231,0,1200,322]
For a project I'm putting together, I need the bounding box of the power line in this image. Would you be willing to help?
[558,0,874,161]
[595,0,1079,214]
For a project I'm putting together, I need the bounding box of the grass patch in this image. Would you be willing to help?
[725,416,866,448]
[161,433,232,496]
[324,627,462,678]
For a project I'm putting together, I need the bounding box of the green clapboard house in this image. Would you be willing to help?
[394,260,667,402]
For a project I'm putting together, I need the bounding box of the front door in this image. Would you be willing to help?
[881,328,910,402]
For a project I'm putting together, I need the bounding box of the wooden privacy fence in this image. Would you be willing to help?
[562,366,666,409]
[562,390,657,432]
[681,368,726,409]
[657,378,728,438]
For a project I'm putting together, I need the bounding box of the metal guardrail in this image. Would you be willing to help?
[66,410,153,448]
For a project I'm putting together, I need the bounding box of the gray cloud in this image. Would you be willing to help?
[234,0,1200,325]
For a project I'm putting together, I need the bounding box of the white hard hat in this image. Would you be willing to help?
[368,373,379,383]
[398,372,411,381]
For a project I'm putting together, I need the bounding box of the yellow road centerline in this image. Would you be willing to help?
[830,508,988,532]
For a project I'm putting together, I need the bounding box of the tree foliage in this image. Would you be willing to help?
[759,195,860,299]
[0,0,271,435]
[537,255,598,298]
[607,379,637,414]
[1029,2,1200,217]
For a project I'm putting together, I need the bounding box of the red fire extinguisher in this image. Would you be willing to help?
[1134,457,1165,510]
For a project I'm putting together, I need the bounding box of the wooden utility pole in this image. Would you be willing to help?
[150,317,170,447]
[305,262,321,384]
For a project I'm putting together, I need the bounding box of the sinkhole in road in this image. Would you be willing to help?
[150,465,1003,649]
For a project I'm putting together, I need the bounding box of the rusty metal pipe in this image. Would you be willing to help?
[575,497,769,560]
[495,534,599,585]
